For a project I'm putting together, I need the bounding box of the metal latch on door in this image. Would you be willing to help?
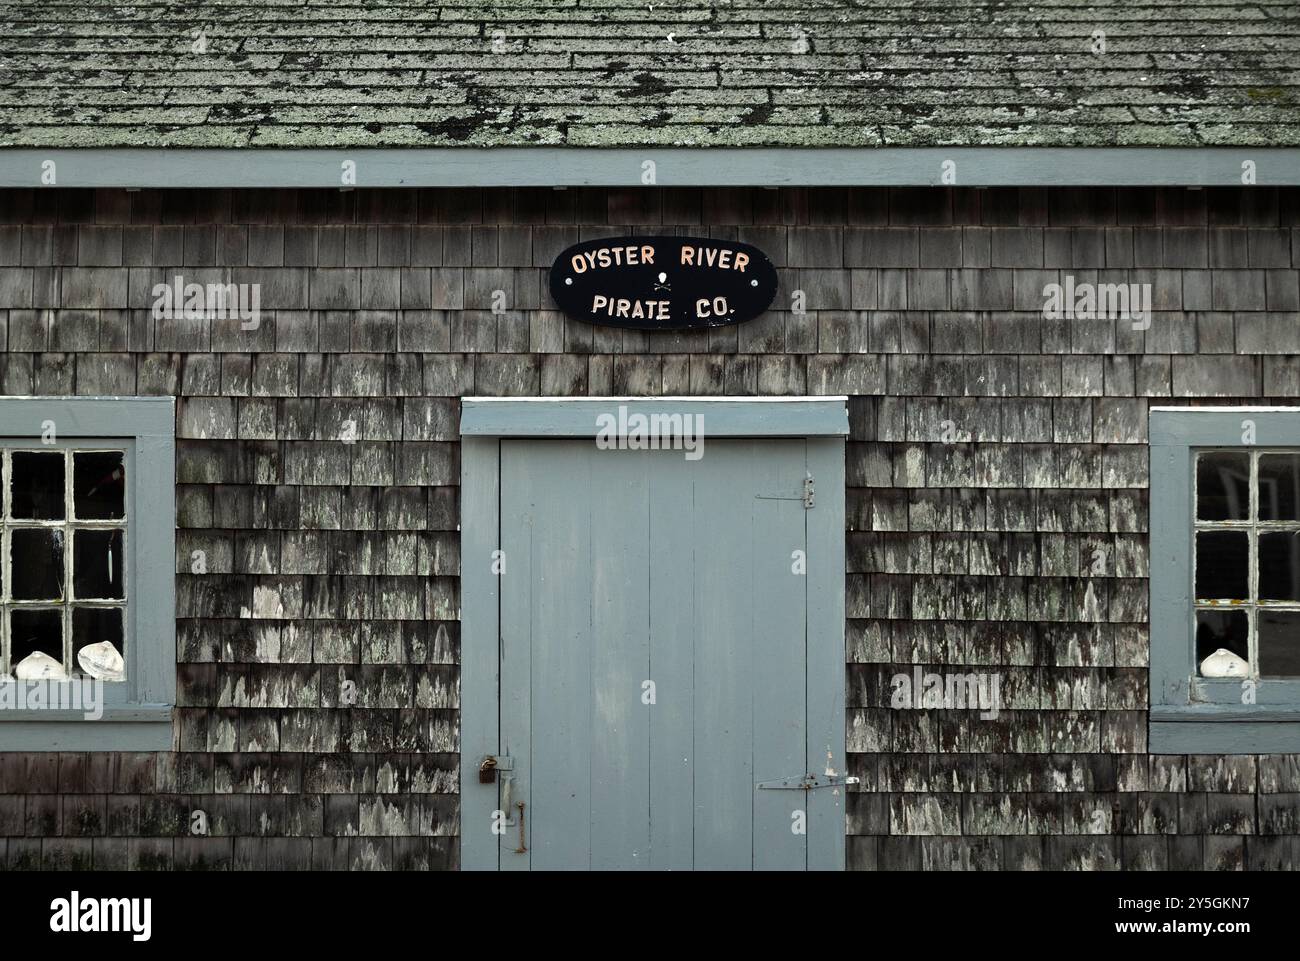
[478,755,513,783]
[756,772,860,791]
[479,755,520,826]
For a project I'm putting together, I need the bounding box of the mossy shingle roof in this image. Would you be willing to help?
[1,0,1297,149]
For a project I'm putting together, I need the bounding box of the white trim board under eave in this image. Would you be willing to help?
[0,147,1297,188]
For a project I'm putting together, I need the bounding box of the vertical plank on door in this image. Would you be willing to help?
[514,440,595,869]
[692,441,757,869]
[590,449,652,869]
[498,440,535,871]
[750,440,811,869]
[648,451,697,869]
[804,437,848,871]
[459,437,503,870]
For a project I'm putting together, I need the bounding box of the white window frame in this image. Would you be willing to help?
[1151,407,1300,754]
[0,397,174,751]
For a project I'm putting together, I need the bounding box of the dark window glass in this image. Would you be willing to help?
[10,529,64,600]
[72,607,123,679]
[73,451,125,520]
[1259,610,1300,677]
[1259,454,1300,521]
[73,529,123,600]
[1195,610,1249,673]
[1197,451,1250,521]
[1259,531,1300,601]
[10,609,62,665]
[10,451,64,520]
[1195,530,1249,600]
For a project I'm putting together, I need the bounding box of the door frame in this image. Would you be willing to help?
[459,396,849,870]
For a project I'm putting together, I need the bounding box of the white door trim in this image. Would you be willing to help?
[458,397,847,870]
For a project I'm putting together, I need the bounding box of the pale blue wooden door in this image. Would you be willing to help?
[498,439,825,870]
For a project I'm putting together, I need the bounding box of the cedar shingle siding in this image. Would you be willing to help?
[0,185,1297,869]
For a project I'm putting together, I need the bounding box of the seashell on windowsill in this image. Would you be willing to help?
[77,641,124,682]
[14,651,68,680]
[1200,648,1250,678]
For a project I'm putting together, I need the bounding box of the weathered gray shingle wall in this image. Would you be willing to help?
[0,184,1298,870]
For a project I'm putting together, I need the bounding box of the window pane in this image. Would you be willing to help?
[73,608,124,682]
[73,451,125,520]
[10,609,63,671]
[10,451,65,520]
[10,529,64,600]
[73,529,124,600]
[1260,454,1300,521]
[1195,530,1249,600]
[1259,531,1300,601]
[1197,451,1250,521]
[1259,610,1300,677]
[1196,609,1249,675]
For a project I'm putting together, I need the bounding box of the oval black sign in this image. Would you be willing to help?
[549,235,778,330]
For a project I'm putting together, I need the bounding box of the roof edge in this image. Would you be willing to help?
[0,147,1296,189]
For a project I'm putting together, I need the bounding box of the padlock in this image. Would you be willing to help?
[478,756,498,784]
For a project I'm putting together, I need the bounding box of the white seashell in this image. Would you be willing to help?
[1200,647,1250,678]
[77,641,124,681]
[14,651,68,680]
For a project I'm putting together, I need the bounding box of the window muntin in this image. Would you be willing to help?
[1,447,127,682]
[1194,448,1300,678]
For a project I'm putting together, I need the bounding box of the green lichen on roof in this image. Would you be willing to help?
[0,0,1296,148]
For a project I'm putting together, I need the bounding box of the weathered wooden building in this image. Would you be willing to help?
[0,0,1299,871]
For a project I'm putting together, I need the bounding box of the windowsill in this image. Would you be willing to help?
[0,681,172,750]
[1189,676,1300,703]
[1150,702,1300,753]
[1152,704,1300,722]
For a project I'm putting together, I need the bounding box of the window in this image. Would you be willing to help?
[1151,408,1300,753]
[3,448,127,682]
[0,398,174,751]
